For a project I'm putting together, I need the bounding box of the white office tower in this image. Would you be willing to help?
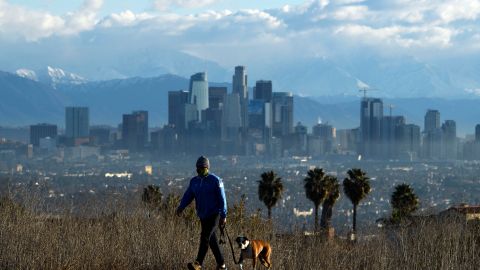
[189,72,209,121]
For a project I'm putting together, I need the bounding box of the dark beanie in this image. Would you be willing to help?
[196,156,210,168]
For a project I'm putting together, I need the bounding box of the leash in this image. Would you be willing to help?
[219,225,239,265]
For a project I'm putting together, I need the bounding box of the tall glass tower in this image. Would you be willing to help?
[232,66,248,130]
[189,72,209,121]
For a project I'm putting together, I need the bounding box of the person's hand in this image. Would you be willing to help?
[219,217,226,227]
[175,208,183,217]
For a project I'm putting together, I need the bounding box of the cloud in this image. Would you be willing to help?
[331,5,369,20]
[154,0,218,11]
[0,0,103,41]
[100,10,153,27]
[0,0,480,71]
[61,0,104,34]
[334,24,458,48]
[436,0,480,23]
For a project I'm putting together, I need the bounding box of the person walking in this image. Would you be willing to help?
[176,156,228,270]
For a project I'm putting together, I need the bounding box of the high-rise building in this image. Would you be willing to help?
[222,93,242,139]
[312,122,336,154]
[248,100,264,130]
[398,124,421,160]
[381,116,405,158]
[168,90,189,131]
[30,123,57,147]
[476,124,480,142]
[65,107,89,139]
[360,98,383,157]
[253,80,273,102]
[189,72,209,121]
[122,111,148,151]
[442,120,457,159]
[423,109,442,159]
[336,128,359,153]
[208,87,227,109]
[424,109,440,133]
[232,66,248,130]
[272,92,293,138]
[293,122,308,155]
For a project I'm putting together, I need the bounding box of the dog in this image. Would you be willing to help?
[235,236,272,270]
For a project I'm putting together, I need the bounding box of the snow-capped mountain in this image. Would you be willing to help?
[15,66,87,87]
[15,69,38,81]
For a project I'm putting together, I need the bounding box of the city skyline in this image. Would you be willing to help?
[7,65,478,161]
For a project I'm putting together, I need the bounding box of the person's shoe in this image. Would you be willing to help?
[187,261,202,270]
[216,264,227,270]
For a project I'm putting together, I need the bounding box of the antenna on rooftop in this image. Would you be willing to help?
[358,87,378,98]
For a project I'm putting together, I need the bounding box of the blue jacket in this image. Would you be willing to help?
[177,173,227,219]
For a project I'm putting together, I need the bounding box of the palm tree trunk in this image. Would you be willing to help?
[268,207,272,220]
[320,203,327,230]
[353,204,357,233]
[321,202,333,230]
[314,204,319,232]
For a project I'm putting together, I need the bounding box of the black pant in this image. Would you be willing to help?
[196,214,225,266]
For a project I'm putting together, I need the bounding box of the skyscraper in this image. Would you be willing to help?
[423,109,442,159]
[312,122,336,154]
[232,66,248,130]
[253,80,273,102]
[168,90,189,131]
[424,109,440,133]
[442,120,457,159]
[122,111,148,151]
[381,116,405,158]
[223,93,242,138]
[189,72,209,121]
[360,98,383,157]
[208,87,227,109]
[398,124,421,160]
[30,123,57,147]
[65,107,89,139]
[272,92,293,138]
[251,80,273,141]
[476,124,480,142]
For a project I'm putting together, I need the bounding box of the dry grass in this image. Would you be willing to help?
[1,192,479,270]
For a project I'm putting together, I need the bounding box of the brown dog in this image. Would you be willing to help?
[235,236,272,270]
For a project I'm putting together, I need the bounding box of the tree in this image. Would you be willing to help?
[343,168,371,235]
[320,175,340,231]
[390,183,419,223]
[142,185,162,212]
[304,168,327,231]
[258,171,284,220]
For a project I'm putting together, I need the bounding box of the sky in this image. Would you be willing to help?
[1,0,480,75]
[9,0,306,15]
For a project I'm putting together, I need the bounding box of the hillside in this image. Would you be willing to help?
[1,190,479,270]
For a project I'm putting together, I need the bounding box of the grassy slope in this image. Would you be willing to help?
[1,195,479,270]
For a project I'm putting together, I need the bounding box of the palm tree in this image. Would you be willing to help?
[320,175,340,231]
[258,171,284,220]
[390,183,419,223]
[343,168,371,235]
[142,185,162,212]
[304,168,327,231]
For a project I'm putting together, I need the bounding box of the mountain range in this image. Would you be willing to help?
[0,69,479,136]
[3,41,480,99]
